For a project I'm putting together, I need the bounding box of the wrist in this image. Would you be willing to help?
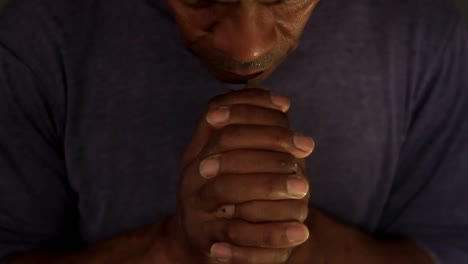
[146,215,195,264]
[303,207,370,263]
[303,208,433,264]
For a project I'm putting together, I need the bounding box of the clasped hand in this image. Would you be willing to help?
[174,88,315,264]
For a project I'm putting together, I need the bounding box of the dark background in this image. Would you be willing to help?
[0,0,467,19]
[456,0,468,20]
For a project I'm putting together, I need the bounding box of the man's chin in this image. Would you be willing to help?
[205,65,275,84]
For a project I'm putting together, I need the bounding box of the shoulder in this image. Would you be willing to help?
[309,0,463,38]
[0,0,96,62]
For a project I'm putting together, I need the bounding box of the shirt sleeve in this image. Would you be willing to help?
[0,0,79,261]
[378,14,468,264]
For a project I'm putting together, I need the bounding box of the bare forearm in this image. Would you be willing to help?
[369,239,434,264]
[295,208,434,264]
[5,218,175,264]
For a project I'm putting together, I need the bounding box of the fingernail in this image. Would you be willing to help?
[287,176,309,198]
[216,205,235,218]
[200,157,220,179]
[293,133,314,154]
[211,243,232,263]
[270,94,291,112]
[206,107,230,125]
[286,225,309,243]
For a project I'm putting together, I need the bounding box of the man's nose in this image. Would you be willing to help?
[211,3,277,63]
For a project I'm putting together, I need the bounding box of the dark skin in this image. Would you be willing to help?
[164,0,433,262]
[165,0,319,83]
[174,88,312,263]
[6,0,435,263]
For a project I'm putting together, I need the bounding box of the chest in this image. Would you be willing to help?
[62,21,408,243]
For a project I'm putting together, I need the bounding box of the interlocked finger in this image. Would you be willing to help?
[210,219,309,249]
[210,243,292,264]
[206,104,290,129]
[203,125,315,159]
[207,89,291,113]
[199,150,300,179]
[216,199,309,223]
[199,173,309,209]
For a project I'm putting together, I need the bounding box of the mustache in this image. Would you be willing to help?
[189,41,288,73]
[206,51,276,72]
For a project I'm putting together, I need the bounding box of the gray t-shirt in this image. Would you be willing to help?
[0,0,467,262]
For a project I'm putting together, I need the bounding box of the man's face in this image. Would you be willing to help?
[166,0,320,84]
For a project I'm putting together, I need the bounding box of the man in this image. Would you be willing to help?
[0,0,466,263]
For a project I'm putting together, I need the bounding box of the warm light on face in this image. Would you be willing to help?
[166,0,320,83]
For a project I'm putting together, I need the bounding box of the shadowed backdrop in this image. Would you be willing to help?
[0,0,467,20]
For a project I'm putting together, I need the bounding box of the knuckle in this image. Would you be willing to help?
[226,222,241,243]
[232,203,245,219]
[273,134,287,149]
[240,206,260,222]
[229,104,249,119]
[200,177,223,201]
[219,125,242,144]
[234,202,264,222]
[257,175,276,199]
[260,227,275,247]
[272,128,293,150]
[210,126,240,152]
